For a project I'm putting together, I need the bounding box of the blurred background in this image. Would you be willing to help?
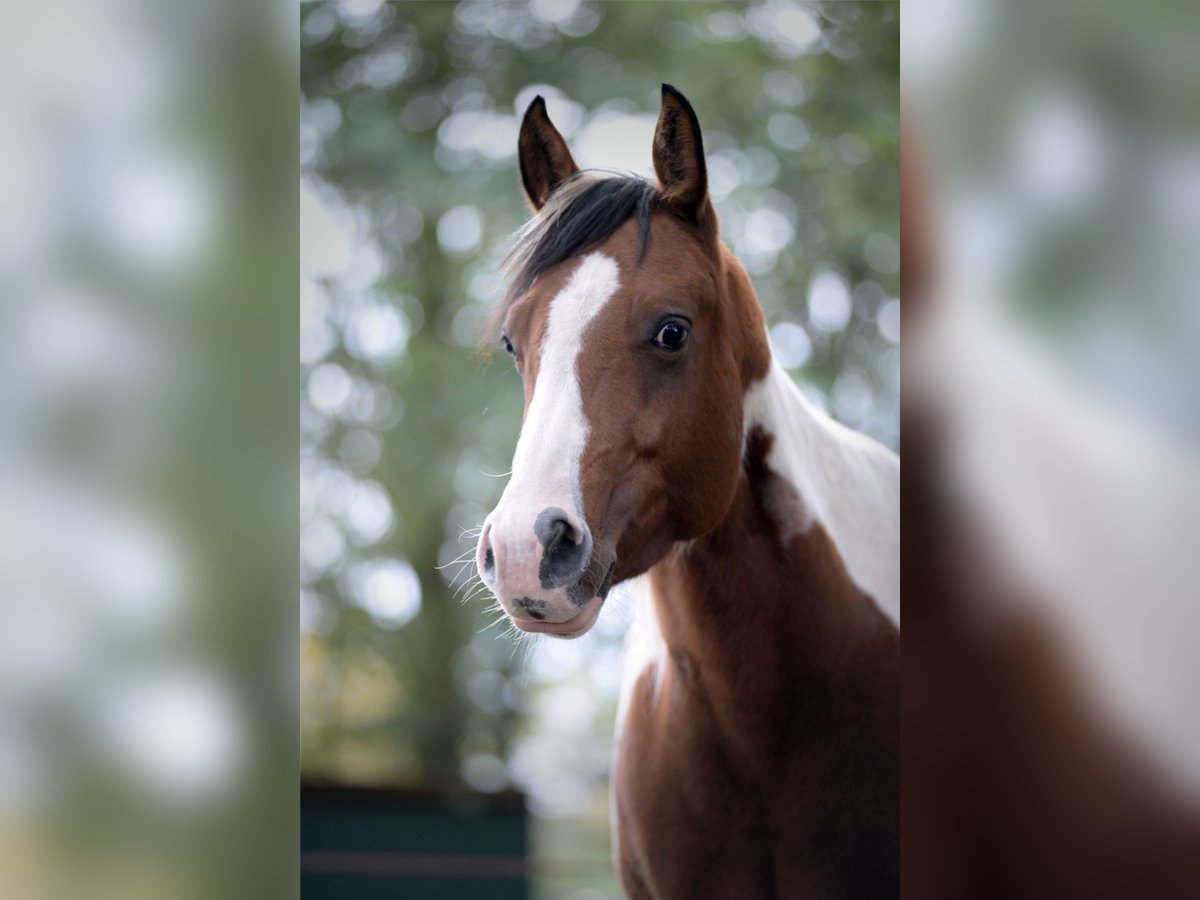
[1,1,295,899]
[300,1,898,897]
[904,0,1200,895]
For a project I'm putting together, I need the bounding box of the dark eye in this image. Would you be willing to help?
[652,319,690,351]
[501,334,515,356]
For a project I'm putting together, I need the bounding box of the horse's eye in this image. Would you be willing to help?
[501,334,515,356]
[652,319,690,351]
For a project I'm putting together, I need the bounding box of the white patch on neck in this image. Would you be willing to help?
[743,355,901,626]
[500,252,621,513]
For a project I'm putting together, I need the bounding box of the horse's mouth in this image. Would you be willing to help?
[510,558,616,639]
[512,594,605,638]
[596,558,617,599]
[556,552,615,605]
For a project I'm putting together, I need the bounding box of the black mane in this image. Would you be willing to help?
[506,173,658,304]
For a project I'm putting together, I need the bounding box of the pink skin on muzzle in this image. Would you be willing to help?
[477,500,610,637]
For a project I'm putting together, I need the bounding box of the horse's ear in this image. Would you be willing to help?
[518,96,579,212]
[653,84,710,221]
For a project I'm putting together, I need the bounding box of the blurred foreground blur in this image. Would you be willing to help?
[1,2,296,898]
[904,0,1200,895]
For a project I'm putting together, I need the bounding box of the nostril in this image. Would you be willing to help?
[544,516,569,548]
[478,523,496,582]
[534,507,578,550]
[534,507,593,589]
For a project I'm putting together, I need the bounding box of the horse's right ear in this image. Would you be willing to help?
[518,96,579,212]
[652,84,711,224]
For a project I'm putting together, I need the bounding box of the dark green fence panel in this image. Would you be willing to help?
[301,784,528,899]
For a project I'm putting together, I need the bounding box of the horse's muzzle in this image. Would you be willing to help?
[477,507,615,638]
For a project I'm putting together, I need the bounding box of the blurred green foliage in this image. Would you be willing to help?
[4,2,297,898]
[301,1,897,894]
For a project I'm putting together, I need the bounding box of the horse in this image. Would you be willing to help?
[475,85,900,898]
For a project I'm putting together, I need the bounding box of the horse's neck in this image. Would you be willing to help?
[643,356,899,727]
[741,356,900,625]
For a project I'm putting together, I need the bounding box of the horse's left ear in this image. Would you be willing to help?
[653,84,711,222]
[518,95,580,212]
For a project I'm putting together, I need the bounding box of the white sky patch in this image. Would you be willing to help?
[530,0,581,27]
[768,112,811,151]
[748,2,822,58]
[770,321,813,369]
[300,180,354,277]
[900,0,986,86]
[437,205,484,256]
[743,208,795,254]
[877,299,902,344]
[774,5,820,48]
[437,111,520,161]
[575,113,656,175]
[76,510,186,631]
[301,516,345,575]
[514,85,585,137]
[98,154,213,272]
[808,269,852,333]
[349,558,422,629]
[1012,87,1109,214]
[344,480,394,545]
[21,284,157,387]
[345,302,410,362]
[340,0,385,23]
[706,154,740,201]
[307,362,352,414]
[95,670,243,800]
[340,241,387,293]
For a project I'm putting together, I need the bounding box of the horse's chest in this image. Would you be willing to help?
[612,653,899,899]
[612,664,766,896]
[612,659,802,890]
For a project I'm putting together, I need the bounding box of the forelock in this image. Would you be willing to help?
[502,171,657,309]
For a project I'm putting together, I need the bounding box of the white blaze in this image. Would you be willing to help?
[498,252,621,523]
